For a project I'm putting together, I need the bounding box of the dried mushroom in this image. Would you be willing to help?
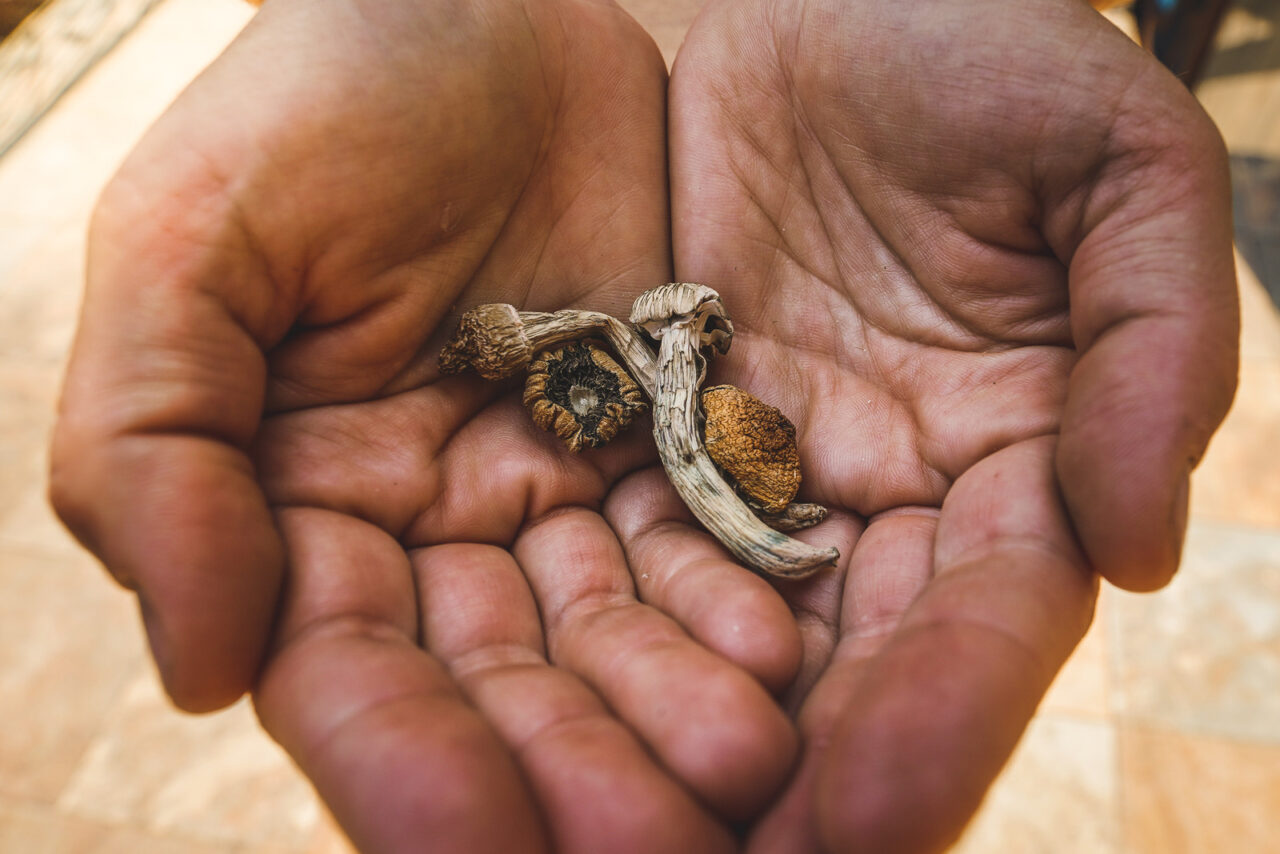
[524,341,647,452]
[439,303,533,380]
[437,283,839,579]
[701,385,801,513]
[441,304,658,388]
[631,283,838,578]
[701,385,826,532]
[632,282,734,357]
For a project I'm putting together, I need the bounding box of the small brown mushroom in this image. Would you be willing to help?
[701,385,801,513]
[439,304,658,389]
[524,341,647,452]
[631,283,838,578]
[439,303,533,380]
[438,288,836,574]
[701,384,827,532]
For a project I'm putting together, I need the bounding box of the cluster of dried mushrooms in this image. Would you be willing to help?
[439,283,838,578]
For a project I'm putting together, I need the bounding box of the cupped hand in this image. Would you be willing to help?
[50,0,801,850]
[635,0,1237,850]
[50,0,1242,850]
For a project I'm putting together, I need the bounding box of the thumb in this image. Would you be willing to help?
[50,161,288,712]
[1050,81,1238,592]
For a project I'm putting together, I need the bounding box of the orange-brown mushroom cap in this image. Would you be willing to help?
[701,385,801,513]
[524,342,647,452]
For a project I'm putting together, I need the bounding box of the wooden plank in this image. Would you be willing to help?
[0,0,164,157]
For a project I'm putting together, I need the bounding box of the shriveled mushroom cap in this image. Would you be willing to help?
[438,303,533,379]
[701,384,801,513]
[524,341,647,453]
[629,283,733,355]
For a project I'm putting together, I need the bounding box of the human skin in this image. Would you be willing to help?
[49,0,1238,852]
[659,1,1238,849]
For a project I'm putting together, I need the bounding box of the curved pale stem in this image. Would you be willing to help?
[519,311,657,392]
[650,322,838,579]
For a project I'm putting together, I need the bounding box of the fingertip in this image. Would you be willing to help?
[1058,436,1191,593]
[1096,470,1189,594]
[53,434,285,714]
[718,587,804,695]
[137,592,264,713]
[255,630,548,854]
[678,560,804,694]
[674,667,799,819]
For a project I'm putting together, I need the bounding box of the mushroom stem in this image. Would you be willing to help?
[440,304,656,390]
[756,502,828,532]
[650,322,838,578]
[519,311,658,391]
[441,293,838,576]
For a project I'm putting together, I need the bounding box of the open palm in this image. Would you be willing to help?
[646,0,1238,850]
[53,0,791,849]
[51,0,1238,852]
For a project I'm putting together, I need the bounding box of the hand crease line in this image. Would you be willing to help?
[935,536,1092,602]
[281,683,464,772]
[507,704,619,765]
[521,502,607,538]
[271,611,418,669]
[892,609,1056,686]
[548,594,643,646]
[447,643,548,685]
[795,103,1010,352]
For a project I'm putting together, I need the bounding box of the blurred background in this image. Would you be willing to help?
[1,1,1277,851]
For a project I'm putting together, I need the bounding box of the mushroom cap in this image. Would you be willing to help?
[629,283,733,355]
[523,341,647,453]
[701,384,801,513]
[439,303,533,379]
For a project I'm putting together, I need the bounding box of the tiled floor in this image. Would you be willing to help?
[1,1,1277,852]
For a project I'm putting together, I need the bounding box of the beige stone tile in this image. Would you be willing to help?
[303,810,356,854]
[0,359,78,563]
[1110,520,1280,742]
[0,362,59,428]
[1190,254,1280,529]
[0,469,84,558]
[58,672,326,849]
[1041,586,1111,719]
[1189,358,1280,529]
[1236,251,1280,364]
[617,0,704,66]
[1119,724,1280,854]
[0,0,254,229]
[0,797,236,854]
[1099,7,1139,42]
[0,547,144,801]
[251,807,354,854]
[953,715,1119,854]
[1198,8,1280,158]
[0,364,59,528]
[0,223,85,368]
[0,221,49,286]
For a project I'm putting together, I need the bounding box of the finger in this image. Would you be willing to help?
[414,543,736,854]
[816,437,1097,853]
[255,508,546,854]
[604,467,805,693]
[48,186,286,711]
[1046,84,1238,591]
[514,508,797,819]
[747,509,937,854]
